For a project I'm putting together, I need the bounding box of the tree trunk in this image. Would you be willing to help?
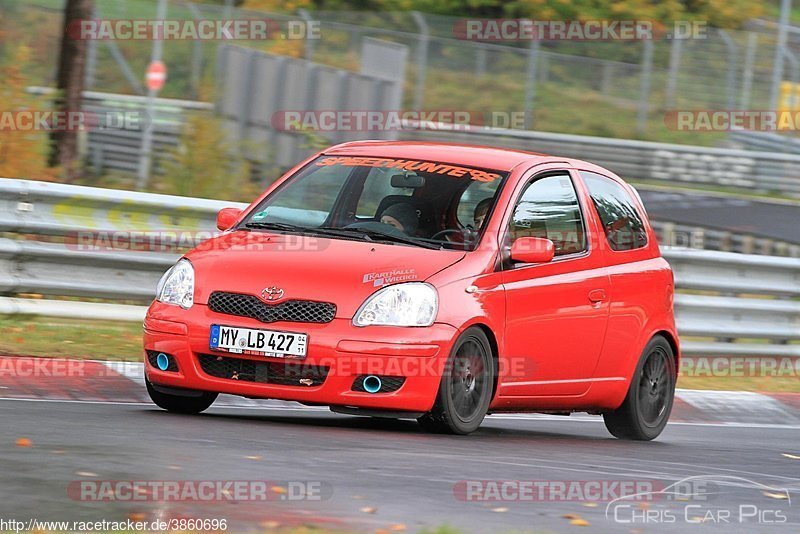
[48,0,93,182]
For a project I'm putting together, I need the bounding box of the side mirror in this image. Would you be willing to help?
[216,207,243,231]
[510,237,555,264]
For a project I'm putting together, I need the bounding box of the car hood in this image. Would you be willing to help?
[186,230,466,318]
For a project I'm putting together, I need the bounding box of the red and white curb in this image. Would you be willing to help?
[1,356,799,426]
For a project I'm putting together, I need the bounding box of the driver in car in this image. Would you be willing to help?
[473,197,493,230]
[379,202,419,235]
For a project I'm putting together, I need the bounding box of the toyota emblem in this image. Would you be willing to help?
[261,286,284,302]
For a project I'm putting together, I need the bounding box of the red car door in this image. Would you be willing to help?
[498,169,611,398]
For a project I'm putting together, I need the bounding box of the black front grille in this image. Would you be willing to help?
[208,291,336,324]
[197,354,329,386]
[352,375,406,393]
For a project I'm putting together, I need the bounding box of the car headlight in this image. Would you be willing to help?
[354,282,438,327]
[156,259,194,309]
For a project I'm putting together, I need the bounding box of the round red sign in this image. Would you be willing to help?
[145,60,167,92]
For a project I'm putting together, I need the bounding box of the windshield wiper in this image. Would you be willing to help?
[244,221,376,241]
[244,221,311,232]
[244,221,440,249]
[338,227,442,250]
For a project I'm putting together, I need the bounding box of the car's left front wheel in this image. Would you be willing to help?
[418,327,495,435]
[146,378,218,414]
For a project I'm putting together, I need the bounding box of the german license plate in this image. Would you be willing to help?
[210,324,307,359]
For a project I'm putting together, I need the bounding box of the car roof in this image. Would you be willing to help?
[323,140,552,172]
[323,140,618,177]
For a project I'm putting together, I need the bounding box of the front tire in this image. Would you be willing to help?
[603,336,676,441]
[146,378,218,414]
[418,327,494,435]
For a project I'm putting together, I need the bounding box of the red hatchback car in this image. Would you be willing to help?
[144,141,679,439]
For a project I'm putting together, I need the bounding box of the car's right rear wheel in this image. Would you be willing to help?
[603,336,676,441]
[146,378,218,414]
[417,327,494,435]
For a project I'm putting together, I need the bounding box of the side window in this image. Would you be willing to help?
[509,174,587,257]
[581,171,648,251]
[457,180,500,228]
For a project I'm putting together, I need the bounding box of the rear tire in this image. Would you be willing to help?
[417,327,494,435]
[603,336,676,441]
[146,378,218,414]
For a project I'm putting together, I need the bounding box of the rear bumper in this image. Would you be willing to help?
[143,301,457,413]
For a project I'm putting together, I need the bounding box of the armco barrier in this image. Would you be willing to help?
[1,180,798,358]
[397,124,800,197]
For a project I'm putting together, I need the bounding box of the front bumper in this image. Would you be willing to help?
[143,301,457,413]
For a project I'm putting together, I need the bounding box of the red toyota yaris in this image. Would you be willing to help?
[144,141,679,439]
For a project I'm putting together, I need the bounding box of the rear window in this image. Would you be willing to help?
[581,171,648,251]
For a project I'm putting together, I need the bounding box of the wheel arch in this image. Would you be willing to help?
[462,322,500,401]
[653,329,680,375]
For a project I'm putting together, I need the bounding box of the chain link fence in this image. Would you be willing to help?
[5,2,800,142]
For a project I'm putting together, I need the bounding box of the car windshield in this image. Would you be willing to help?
[239,155,509,251]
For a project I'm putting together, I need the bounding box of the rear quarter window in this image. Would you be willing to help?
[581,171,648,251]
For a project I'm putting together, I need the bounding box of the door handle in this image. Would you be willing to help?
[588,289,607,303]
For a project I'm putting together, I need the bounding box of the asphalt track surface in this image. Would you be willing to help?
[1,398,799,533]
[636,188,800,244]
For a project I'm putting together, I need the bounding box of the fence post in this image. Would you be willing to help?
[298,9,315,61]
[665,36,683,108]
[769,0,792,110]
[740,33,758,108]
[783,47,800,109]
[136,0,168,190]
[637,38,653,133]
[186,2,204,100]
[83,5,97,90]
[523,39,540,130]
[411,11,429,110]
[718,30,738,110]
[475,46,487,76]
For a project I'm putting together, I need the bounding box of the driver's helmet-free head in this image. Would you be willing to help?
[380,202,419,234]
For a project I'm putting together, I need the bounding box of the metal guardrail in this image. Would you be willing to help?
[653,220,800,258]
[1,180,798,358]
[0,178,245,239]
[729,131,800,155]
[26,87,800,200]
[398,125,800,197]
[29,87,214,176]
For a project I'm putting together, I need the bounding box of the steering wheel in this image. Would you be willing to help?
[430,228,467,241]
